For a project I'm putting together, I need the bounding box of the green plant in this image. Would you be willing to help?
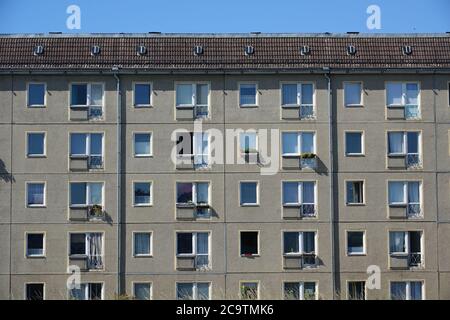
[90,204,103,216]
[301,153,316,159]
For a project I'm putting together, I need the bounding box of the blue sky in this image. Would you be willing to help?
[0,0,449,34]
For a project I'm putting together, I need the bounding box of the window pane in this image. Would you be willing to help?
[134,133,151,156]
[90,134,103,155]
[134,84,151,106]
[176,84,193,105]
[387,83,403,105]
[347,232,364,254]
[27,234,44,255]
[389,182,404,204]
[389,232,406,253]
[240,84,257,105]
[134,233,151,255]
[27,183,44,206]
[177,183,193,203]
[391,282,407,300]
[26,284,44,300]
[345,132,362,154]
[406,83,418,105]
[284,283,300,300]
[88,183,103,205]
[410,282,422,300]
[70,284,87,300]
[196,84,208,105]
[177,283,193,300]
[301,84,313,105]
[240,232,258,255]
[28,133,45,155]
[283,232,299,254]
[70,234,86,255]
[197,283,210,300]
[177,233,193,254]
[345,83,362,105]
[70,183,86,206]
[134,182,151,205]
[408,182,420,203]
[283,182,299,204]
[240,182,257,205]
[388,132,404,154]
[349,282,365,300]
[241,283,258,300]
[134,283,151,300]
[302,182,315,204]
[303,232,315,253]
[28,84,45,106]
[282,84,297,105]
[176,132,193,155]
[196,233,209,255]
[71,84,87,105]
[196,183,209,204]
[407,132,419,154]
[301,133,314,153]
[89,283,102,300]
[240,133,257,152]
[70,133,87,155]
[282,132,299,155]
[304,282,316,300]
[90,84,103,106]
[346,181,363,204]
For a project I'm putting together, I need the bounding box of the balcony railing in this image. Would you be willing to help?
[406,154,422,169]
[89,106,103,120]
[300,105,315,119]
[301,253,318,267]
[194,105,208,118]
[87,254,104,270]
[408,253,422,267]
[89,155,103,169]
[407,203,422,218]
[88,205,106,220]
[405,104,420,120]
[301,204,316,217]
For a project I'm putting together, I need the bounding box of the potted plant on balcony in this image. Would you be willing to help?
[89,204,104,219]
[300,152,317,169]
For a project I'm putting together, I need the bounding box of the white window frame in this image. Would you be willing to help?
[69,82,105,108]
[69,182,105,208]
[389,231,423,256]
[69,282,104,300]
[239,281,260,300]
[343,81,363,107]
[282,181,317,207]
[132,231,153,257]
[283,231,317,256]
[280,82,315,108]
[69,132,104,157]
[239,181,259,206]
[176,182,210,205]
[26,181,46,208]
[26,131,46,158]
[345,131,364,156]
[27,82,47,107]
[175,82,210,116]
[132,282,153,300]
[390,281,424,300]
[283,281,318,300]
[133,132,153,157]
[346,231,366,256]
[26,232,45,258]
[239,231,260,256]
[176,132,210,166]
[388,181,422,207]
[176,232,210,266]
[238,82,258,107]
[132,181,153,207]
[345,180,365,205]
[176,282,211,300]
[25,282,46,300]
[386,82,420,108]
[133,82,153,107]
[281,131,316,156]
[387,131,421,156]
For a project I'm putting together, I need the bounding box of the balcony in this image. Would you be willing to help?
[175,105,209,120]
[69,155,103,171]
[176,255,210,271]
[406,154,422,170]
[300,105,315,120]
[176,203,210,220]
[283,254,317,269]
[388,204,422,219]
[175,155,195,170]
[389,253,422,269]
[68,254,104,271]
[281,154,317,170]
[281,105,316,120]
[282,204,316,219]
[69,106,103,121]
[240,150,259,164]
[69,205,106,222]
[386,105,420,120]
[300,154,317,170]
[387,154,422,170]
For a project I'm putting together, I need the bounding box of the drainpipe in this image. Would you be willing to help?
[324,68,336,299]
[112,68,122,296]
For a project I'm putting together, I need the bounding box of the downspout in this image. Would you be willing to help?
[113,69,122,296]
[324,69,336,299]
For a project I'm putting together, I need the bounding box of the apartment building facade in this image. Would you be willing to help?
[0,33,450,300]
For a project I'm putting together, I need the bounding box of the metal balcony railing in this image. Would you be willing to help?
[407,204,422,218]
[408,253,422,267]
[300,105,315,119]
[194,105,208,118]
[89,155,103,169]
[301,204,316,217]
[89,106,103,120]
[406,154,422,169]
[87,254,104,270]
[405,104,420,120]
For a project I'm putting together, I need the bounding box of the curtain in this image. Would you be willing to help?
[176,84,193,105]
[387,83,403,105]
[196,233,209,267]
[240,84,256,105]
[90,84,103,106]
[389,182,405,204]
[301,133,314,153]
[196,84,208,105]
[28,183,44,205]
[389,232,406,253]
[408,182,420,203]
[406,83,418,105]
[302,182,315,204]
[303,282,316,300]
[282,132,299,155]
[134,233,150,255]
[301,84,313,105]
[88,233,103,269]
[89,183,103,205]
[345,83,361,105]
[282,84,297,105]
[410,282,422,300]
[283,182,299,204]
[195,183,209,204]
[303,232,315,253]
[194,133,208,165]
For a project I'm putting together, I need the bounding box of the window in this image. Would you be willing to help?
[176,132,209,167]
[389,231,422,268]
[239,83,257,107]
[281,132,315,156]
[240,231,259,256]
[70,83,103,107]
[176,232,209,268]
[69,233,104,270]
[239,132,258,154]
[69,283,103,300]
[69,182,103,207]
[284,282,316,300]
[390,281,423,300]
[283,232,316,257]
[27,182,45,207]
[387,132,421,168]
[133,83,152,107]
[281,83,314,119]
[133,283,152,300]
[348,281,366,300]
[26,283,44,300]
[176,282,210,300]
[27,83,46,107]
[240,282,258,300]
[70,133,104,169]
[175,83,209,118]
[346,181,364,205]
[133,182,152,206]
[176,182,209,206]
[282,181,316,216]
[26,233,44,257]
[240,182,258,206]
[344,82,362,107]
[386,82,420,119]
[345,132,363,155]
[347,231,365,255]
[133,133,152,157]
[388,181,421,217]
[27,132,45,157]
[133,232,152,256]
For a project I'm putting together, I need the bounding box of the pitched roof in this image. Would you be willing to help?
[1,33,450,71]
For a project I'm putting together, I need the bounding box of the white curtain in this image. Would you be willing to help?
[88,233,103,269]
[134,233,150,255]
[196,233,209,267]
[387,83,403,105]
[301,133,314,153]
[301,84,313,105]
[389,182,404,204]
[388,132,404,154]
[282,84,297,105]
[390,232,406,253]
